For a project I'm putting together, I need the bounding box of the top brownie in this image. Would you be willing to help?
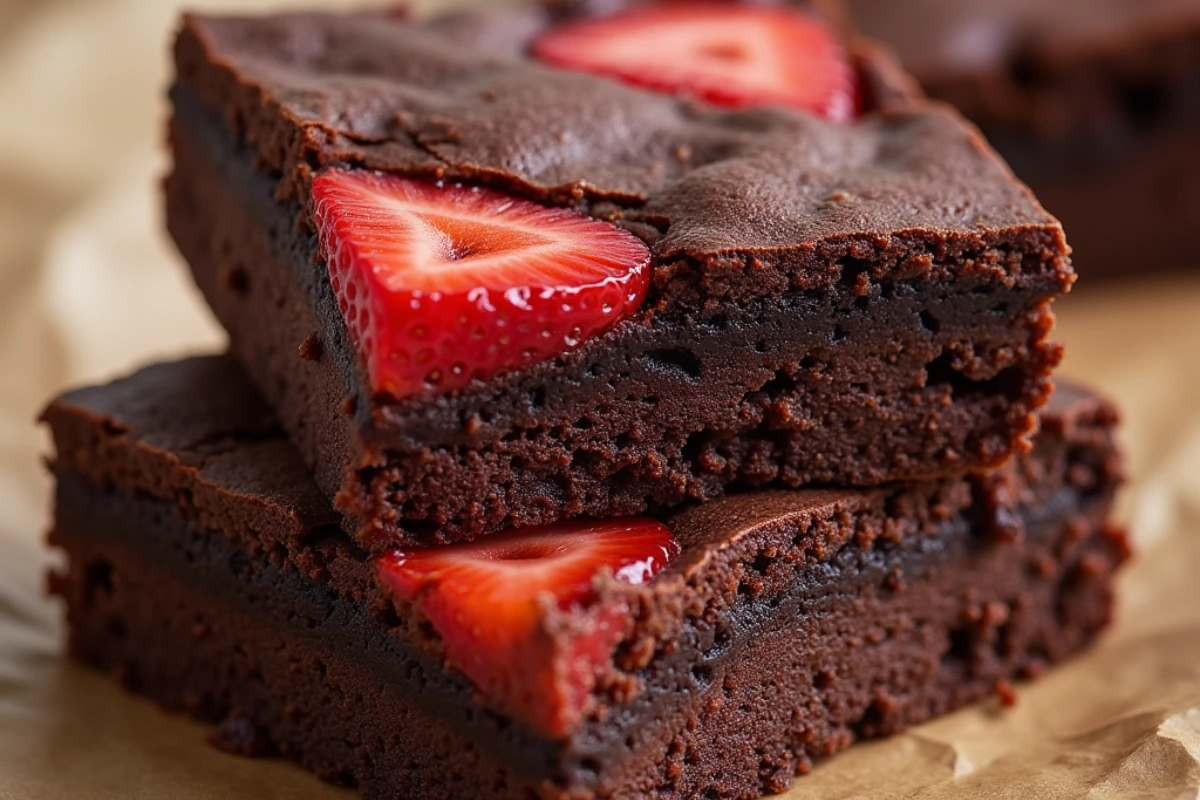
[166,1,1073,547]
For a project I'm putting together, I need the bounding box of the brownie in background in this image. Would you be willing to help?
[848,0,1200,277]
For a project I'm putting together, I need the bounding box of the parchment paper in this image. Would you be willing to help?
[1,0,1198,797]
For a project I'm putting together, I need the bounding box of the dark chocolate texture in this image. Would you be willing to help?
[847,0,1200,276]
[167,5,1073,545]
[43,356,1126,799]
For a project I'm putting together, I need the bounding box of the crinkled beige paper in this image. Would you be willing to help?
[1,0,1199,797]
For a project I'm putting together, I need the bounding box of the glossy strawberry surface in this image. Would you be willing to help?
[377,517,680,736]
[313,172,652,399]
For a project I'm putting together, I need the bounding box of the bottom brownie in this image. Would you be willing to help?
[44,358,1127,800]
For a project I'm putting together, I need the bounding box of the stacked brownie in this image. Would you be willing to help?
[43,3,1127,799]
[846,0,1200,278]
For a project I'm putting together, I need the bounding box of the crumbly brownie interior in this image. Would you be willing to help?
[168,84,1067,546]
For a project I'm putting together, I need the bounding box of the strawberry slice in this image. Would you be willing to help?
[531,3,857,121]
[376,517,680,737]
[311,171,652,399]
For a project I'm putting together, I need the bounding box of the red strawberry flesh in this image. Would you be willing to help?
[531,3,857,121]
[312,171,653,399]
[376,517,680,737]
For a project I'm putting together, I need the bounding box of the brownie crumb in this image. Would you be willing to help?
[298,333,323,361]
[995,679,1018,707]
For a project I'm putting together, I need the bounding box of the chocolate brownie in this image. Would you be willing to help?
[846,0,1200,277]
[43,356,1126,800]
[165,4,1073,547]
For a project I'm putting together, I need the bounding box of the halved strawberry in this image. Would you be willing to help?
[311,171,652,399]
[376,517,679,737]
[531,3,857,121]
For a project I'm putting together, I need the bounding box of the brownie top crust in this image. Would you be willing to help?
[174,5,1069,292]
[41,357,340,557]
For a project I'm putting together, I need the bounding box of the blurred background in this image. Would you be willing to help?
[0,0,1198,797]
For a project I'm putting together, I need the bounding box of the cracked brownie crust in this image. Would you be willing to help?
[43,357,1125,799]
[167,6,1073,546]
